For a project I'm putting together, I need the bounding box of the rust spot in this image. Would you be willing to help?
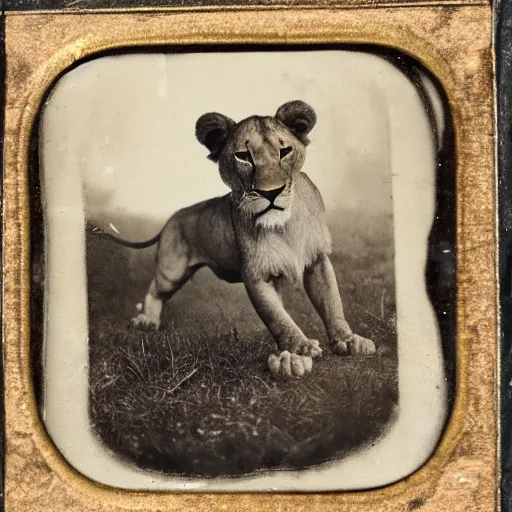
[408,498,426,510]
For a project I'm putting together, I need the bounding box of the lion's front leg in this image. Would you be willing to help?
[243,276,322,378]
[304,254,376,356]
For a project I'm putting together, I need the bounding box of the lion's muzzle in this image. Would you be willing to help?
[254,185,286,203]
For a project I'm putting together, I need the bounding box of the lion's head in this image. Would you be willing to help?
[195,101,316,229]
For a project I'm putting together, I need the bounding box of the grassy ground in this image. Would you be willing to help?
[88,209,398,477]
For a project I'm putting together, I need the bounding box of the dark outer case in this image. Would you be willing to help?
[498,0,512,510]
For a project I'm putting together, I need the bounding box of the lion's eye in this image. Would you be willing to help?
[235,151,252,164]
[280,146,293,160]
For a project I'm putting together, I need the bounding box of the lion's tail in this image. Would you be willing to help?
[90,226,162,249]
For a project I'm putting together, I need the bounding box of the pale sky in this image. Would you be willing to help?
[41,50,433,238]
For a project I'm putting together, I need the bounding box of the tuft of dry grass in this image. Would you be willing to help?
[87,209,398,477]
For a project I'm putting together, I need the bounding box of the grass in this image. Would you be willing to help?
[87,209,398,477]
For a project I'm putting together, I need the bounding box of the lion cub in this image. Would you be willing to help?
[129,100,376,378]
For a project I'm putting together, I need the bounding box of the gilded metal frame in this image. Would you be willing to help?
[2,5,496,511]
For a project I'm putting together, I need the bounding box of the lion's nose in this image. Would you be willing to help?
[254,185,286,203]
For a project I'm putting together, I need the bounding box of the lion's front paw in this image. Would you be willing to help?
[268,351,313,379]
[296,338,323,358]
[130,313,160,331]
[333,334,376,356]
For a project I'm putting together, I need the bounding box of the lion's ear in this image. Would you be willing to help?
[195,113,235,162]
[275,100,317,146]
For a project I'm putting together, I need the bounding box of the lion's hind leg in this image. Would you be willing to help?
[131,278,163,330]
[131,260,198,330]
[131,221,201,330]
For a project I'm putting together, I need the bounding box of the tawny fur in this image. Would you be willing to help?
[131,101,376,379]
[234,173,331,285]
